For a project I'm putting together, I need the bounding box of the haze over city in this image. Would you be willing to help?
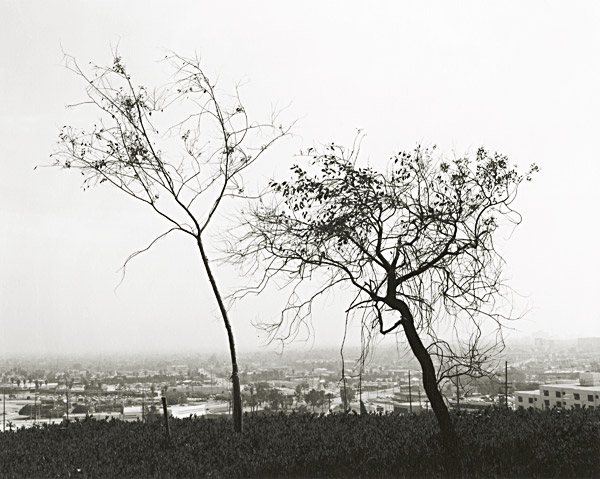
[2,1,600,357]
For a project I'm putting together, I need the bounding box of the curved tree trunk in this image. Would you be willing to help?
[402,319,458,447]
[198,239,243,433]
[392,299,461,474]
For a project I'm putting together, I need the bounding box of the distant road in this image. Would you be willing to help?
[205,400,230,414]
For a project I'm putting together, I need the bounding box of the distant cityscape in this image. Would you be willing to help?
[1,336,599,431]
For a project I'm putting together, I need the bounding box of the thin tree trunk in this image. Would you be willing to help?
[197,239,243,433]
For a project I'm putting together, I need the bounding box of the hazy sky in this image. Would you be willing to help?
[1,1,599,356]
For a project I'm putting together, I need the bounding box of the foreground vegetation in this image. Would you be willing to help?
[1,408,598,478]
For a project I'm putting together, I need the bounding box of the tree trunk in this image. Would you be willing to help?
[386,298,461,476]
[197,239,243,433]
[396,304,461,474]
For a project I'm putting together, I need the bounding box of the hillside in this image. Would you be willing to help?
[0,408,598,478]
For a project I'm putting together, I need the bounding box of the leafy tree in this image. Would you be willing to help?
[72,404,90,415]
[254,382,271,407]
[18,405,34,416]
[51,52,290,433]
[294,384,304,405]
[267,388,285,410]
[304,389,325,412]
[232,142,537,464]
[165,389,187,405]
[242,385,258,413]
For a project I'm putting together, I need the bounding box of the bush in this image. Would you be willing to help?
[71,404,90,415]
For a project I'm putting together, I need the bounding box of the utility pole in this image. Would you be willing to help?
[3,388,5,432]
[161,396,171,444]
[408,371,412,414]
[359,369,362,405]
[505,360,508,409]
[456,366,460,411]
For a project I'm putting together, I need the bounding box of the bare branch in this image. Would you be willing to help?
[52,50,293,434]
[115,227,182,291]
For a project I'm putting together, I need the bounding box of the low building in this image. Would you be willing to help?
[515,372,600,410]
[122,406,143,421]
[514,390,541,409]
[540,383,600,409]
[191,384,228,395]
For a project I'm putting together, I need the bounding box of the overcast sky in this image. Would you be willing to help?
[1,1,599,356]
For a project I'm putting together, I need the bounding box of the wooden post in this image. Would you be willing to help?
[161,396,171,443]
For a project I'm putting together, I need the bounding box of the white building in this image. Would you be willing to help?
[515,373,600,410]
[514,390,541,409]
[122,406,143,421]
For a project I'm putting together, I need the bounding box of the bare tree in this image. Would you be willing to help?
[230,139,537,463]
[51,51,291,433]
